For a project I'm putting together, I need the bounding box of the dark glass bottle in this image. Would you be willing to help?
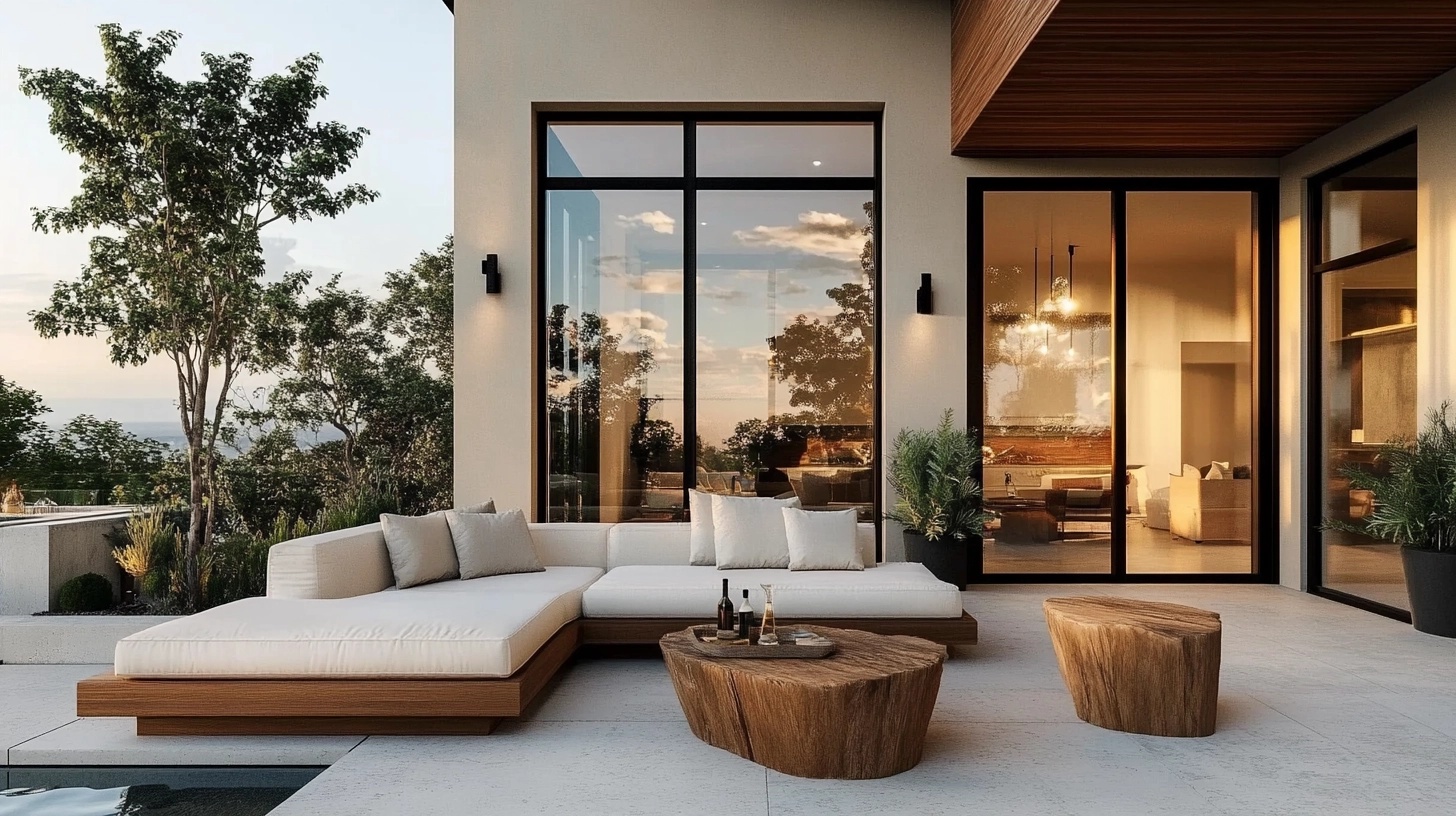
[717,579,735,635]
[737,589,754,640]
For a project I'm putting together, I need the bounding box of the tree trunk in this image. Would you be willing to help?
[184,436,206,612]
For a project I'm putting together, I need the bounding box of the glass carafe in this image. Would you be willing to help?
[758,584,778,644]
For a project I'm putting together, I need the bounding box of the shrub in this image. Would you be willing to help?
[884,409,988,541]
[57,572,114,613]
[1333,402,1456,552]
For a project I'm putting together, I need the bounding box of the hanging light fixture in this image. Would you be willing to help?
[1058,244,1079,315]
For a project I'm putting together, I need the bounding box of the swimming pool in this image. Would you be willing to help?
[0,767,323,815]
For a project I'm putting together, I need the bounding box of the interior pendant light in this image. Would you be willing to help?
[1059,244,1079,315]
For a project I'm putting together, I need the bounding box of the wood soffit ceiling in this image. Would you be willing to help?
[952,0,1456,158]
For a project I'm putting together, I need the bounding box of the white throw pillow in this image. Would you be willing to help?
[1205,461,1230,480]
[460,499,496,514]
[691,491,799,566]
[1181,464,1201,479]
[712,494,800,569]
[446,508,544,580]
[688,490,716,566]
[381,512,459,589]
[783,507,863,571]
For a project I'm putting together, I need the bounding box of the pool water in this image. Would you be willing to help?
[0,768,322,815]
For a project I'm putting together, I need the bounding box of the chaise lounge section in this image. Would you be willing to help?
[78,520,976,735]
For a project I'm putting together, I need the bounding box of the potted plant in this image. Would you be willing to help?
[885,410,989,587]
[1332,403,1456,637]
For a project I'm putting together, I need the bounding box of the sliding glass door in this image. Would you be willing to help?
[1309,135,1417,617]
[972,179,1275,582]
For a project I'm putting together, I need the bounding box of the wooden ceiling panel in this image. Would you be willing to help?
[953,0,1456,157]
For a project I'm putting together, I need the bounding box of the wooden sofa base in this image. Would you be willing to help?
[77,619,580,737]
[78,612,979,736]
[137,716,501,737]
[581,611,979,647]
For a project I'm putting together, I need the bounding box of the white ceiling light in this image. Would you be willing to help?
[812,160,822,167]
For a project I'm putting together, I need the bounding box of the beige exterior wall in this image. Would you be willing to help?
[453,0,1275,559]
[1277,66,1456,590]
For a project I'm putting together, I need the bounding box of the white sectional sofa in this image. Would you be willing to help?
[80,520,975,737]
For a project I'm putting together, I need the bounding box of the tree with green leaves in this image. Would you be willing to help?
[252,275,384,487]
[0,375,49,477]
[379,236,455,378]
[767,201,876,425]
[21,25,377,610]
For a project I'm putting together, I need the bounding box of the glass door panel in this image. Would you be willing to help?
[544,190,686,523]
[1319,254,1416,610]
[1125,192,1258,574]
[982,192,1114,574]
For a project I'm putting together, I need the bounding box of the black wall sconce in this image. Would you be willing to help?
[482,254,502,294]
[916,273,934,315]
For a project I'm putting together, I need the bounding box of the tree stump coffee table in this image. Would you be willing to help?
[660,626,945,779]
[1044,596,1222,737]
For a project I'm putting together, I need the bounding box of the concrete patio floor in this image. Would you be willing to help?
[3,584,1454,815]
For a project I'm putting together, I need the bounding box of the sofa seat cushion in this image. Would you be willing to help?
[581,563,962,619]
[114,581,586,680]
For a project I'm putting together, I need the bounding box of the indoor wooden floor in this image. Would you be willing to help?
[983,520,1255,575]
[1322,541,1409,610]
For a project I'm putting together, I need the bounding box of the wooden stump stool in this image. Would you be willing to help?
[1044,596,1221,737]
[660,626,945,779]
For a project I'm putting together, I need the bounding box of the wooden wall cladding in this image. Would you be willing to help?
[952,0,1456,158]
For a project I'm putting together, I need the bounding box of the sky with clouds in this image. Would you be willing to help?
[0,0,451,424]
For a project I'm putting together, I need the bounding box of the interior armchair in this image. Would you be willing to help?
[1169,474,1251,543]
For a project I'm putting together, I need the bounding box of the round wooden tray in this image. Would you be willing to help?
[687,625,836,659]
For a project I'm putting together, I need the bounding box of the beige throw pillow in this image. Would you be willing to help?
[446,508,544,579]
[1181,464,1201,479]
[460,499,496,514]
[381,512,459,589]
[783,507,863,571]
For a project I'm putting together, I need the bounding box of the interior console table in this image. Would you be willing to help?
[660,626,945,779]
[984,498,1056,544]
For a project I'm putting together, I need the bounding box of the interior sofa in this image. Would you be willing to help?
[1169,474,1252,543]
[78,521,975,737]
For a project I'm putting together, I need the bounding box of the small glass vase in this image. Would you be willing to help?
[758,584,778,645]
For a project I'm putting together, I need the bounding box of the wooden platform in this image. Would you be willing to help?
[77,619,580,736]
[582,612,978,647]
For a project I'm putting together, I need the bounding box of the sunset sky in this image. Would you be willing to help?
[0,0,452,424]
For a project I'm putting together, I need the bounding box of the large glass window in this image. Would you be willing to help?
[975,181,1273,581]
[1314,137,1417,614]
[541,116,879,524]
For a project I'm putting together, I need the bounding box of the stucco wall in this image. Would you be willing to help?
[1278,66,1456,590]
[453,0,1276,559]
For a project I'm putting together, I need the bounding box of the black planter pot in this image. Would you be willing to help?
[903,531,982,588]
[1402,547,1456,638]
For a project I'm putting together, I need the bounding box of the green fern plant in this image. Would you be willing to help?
[1330,403,1456,552]
[884,409,988,541]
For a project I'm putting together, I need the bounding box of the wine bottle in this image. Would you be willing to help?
[737,589,754,640]
[716,579,736,638]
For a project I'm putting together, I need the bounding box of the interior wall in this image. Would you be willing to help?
[1279,65,1456,590]
[455,0,1277,558]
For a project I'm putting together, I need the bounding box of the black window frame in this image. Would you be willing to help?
[967,176,1280,584]
[535,110,884,545]
[1305,130,1418,622]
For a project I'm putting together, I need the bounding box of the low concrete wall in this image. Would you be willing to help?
[0,615,175,664]
[0,512,129,615]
